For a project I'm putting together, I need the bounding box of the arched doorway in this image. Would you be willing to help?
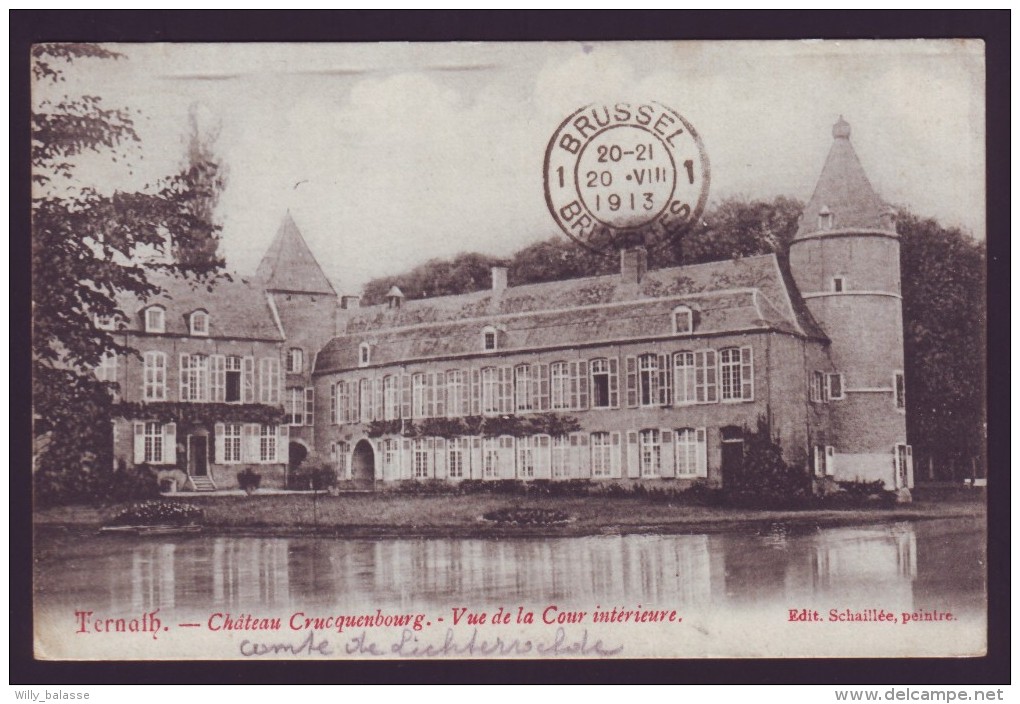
[288,441,308,472]
[352,439,376,487]
[720,426,745,486]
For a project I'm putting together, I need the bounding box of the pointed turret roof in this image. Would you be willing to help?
[256,213,337,295]
[795,117,894,240]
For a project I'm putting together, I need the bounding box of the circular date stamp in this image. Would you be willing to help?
[543,102,710,252]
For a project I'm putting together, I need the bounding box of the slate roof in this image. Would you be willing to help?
[795,117,894,239]
[315,253,827,374]
[114,272,284,341]
[255,213,337,295]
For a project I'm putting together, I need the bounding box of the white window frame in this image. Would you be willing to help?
[638,353,659,408]
[591,431,612,478]
[413,438,429,479]
[719,347,753,402]
[514,364,533,413]
[551,435,570,478]
[259,425,278,463]
[672,305,693,335]
[143,351,167,401]
[675,428,700,477]
[810,370,827,404]
[818,207,834,231]
[517,436,535,479]
[180,353,209,402]
[222,423,243,464]
[190,310,209,336]
[144,306,165,334]
[673,351,696,406]
[412,372,428,418]
[482,326,498,352]
[639,428,661,478]
[358,342,371,368]
[224,355,243,403]
[337,381,351,424]
[590,357,617,409]
[446,370,467,418]
[143,422,164,464]
[286,348,304,374]
[382,375,399,420]
[550,361,570,410]
[483,437,499,479]
[96,352,118,384]
[447,437,466,479]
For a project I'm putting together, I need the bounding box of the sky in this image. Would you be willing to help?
[33,40,986,295]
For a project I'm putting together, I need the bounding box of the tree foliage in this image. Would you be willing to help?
[32,43,225,499]
[897,210,986,477]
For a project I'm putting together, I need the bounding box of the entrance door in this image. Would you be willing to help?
[720,426,744,486]
[188,436,209,476]
[352,439,376,487]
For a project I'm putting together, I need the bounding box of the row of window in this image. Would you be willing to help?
[332,429,709,481]
[101,353,283,404]
[286,387,315,426]
[99,308,211,336]
[809,370,905,410]
[356,307,700,367]
[132,422,288,465]
[331,347,755,424]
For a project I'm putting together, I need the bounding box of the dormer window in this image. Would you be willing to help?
[672,305,694,335]
[482,326,498,352]
[144,306,165,334]
[189,310,209,336]
[95,314,117,331]
[818,207,834,231]
[359,342,371,367]
[832,276,846,293]
[286,348,304,374]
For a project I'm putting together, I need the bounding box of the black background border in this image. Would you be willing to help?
[10,10,1010,685]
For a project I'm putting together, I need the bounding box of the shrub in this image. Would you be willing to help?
[724,418,812,509]
[111,500,203,526]
[818,479,897,508]
[393,479,458,495]
[237,467,262,495]
[35,461,160,506]
[287,456,337,491]
[482,507,570,525]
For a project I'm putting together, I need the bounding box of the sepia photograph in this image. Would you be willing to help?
[28,35,990,664]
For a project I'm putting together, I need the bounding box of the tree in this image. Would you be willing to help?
[32,43,224,499]
[897,210,986,479]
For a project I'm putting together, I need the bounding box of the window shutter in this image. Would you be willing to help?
[705,350,718,402]
[243,357,255,403]
[371,378,381,421]
[435,374,446,418]
[277,426,289,464]
[626,431,640,478]
[163,423,176,466]
[610,432,622,478]
[658,353,672,406]
[536,435,551,479]
[660,429,675,478]
[500,367,514,414]
[179,354,191,401]
[499,437,515,479]
[243,424,258,463]
[740,346,754,400]
[401,374,412,419]
[625,356,638,407]
[133,422,146,464]
[425,373,436,418]
[331,383,337,424]
[434,437,447,480]
[577,360,589,409]
[825,446,836,477]
[535,364,549,411]
[210,355,225,402]
[401,439,413,480]
[214,423,225,464]
[471,369,481,416]
[469,437,482,480]
[608,357,620,408]
[305,387,315,426]
[695,428,708,477]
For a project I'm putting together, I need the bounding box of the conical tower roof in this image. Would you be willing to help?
[256,212,337,295]
[795,117,893,240]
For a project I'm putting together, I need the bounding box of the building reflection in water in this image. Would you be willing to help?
[109,522,928,613]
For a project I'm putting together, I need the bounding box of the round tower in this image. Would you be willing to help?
[788,117,911,489]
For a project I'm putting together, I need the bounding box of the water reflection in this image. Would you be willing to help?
[35,519,984,617]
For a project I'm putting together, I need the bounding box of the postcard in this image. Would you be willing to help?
[31,39,987,661]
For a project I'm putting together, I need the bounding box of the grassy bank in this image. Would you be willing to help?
[34,488,986,539]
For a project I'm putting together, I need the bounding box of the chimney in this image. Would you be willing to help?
[341,295,360,310]
[491,266,508,292]
[620,246,648,284]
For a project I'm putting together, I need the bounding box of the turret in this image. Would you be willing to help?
[788,118,911,489]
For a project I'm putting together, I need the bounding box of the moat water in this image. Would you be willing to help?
[34,517,986,659]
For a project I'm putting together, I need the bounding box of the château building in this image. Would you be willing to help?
[105,118,913,492]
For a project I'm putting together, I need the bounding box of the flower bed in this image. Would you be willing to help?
[110,501,204,527]
[481,507,570,525]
